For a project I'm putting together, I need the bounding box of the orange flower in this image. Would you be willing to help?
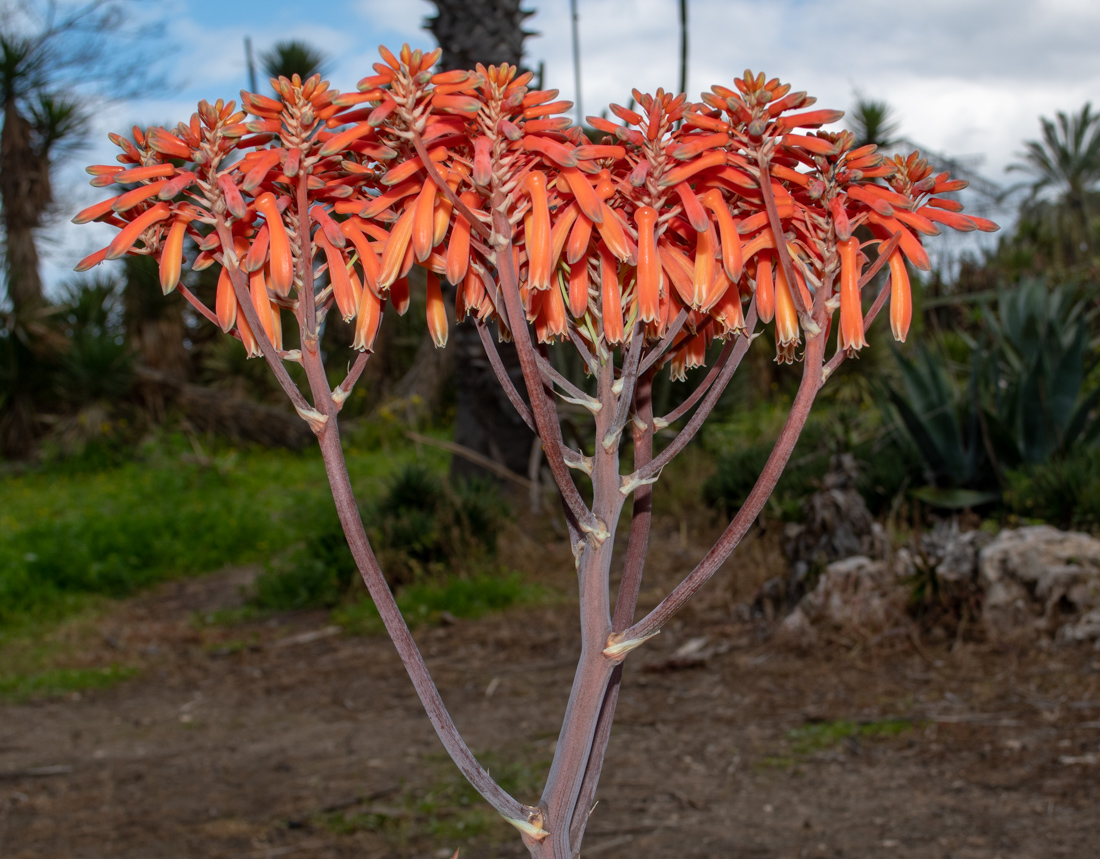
[634,206,660,323]
[425,272,448,348]
[888,249,912,343]
[837,237,867,352]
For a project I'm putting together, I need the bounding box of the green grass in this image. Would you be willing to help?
[763,718,915,768]
[0,432,447,633]
[315,750,548,847]
[0,664,138,703]
[333,571,545,635]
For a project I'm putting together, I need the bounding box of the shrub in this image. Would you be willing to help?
[1005,447,1100,531]
[251,464,510,611]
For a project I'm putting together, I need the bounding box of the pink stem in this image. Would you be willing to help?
[620,318,827,644]
[631,305,758,484]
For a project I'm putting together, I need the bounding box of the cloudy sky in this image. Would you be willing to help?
[45,0,1100,288]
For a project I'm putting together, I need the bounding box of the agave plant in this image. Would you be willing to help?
[985,279,1100,463]
[885,280,1099,506]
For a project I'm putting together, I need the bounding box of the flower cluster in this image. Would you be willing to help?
[75,45,995,375]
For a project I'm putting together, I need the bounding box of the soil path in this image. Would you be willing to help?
[2,552,1099,858]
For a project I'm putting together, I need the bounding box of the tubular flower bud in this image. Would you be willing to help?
[634,206,660,323]
[426,271,448,345]
[567,259,590,318]
[773,261,800,361]
[598,242,624,345]
[755,252,775,324]
[523,172,552,290]
[255,193,294,297]
[158,215,191,295]
[888,249,912,343]
[837,237,867,352]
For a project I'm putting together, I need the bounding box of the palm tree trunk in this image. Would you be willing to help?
[1,98,47,313]
[425,0,538,482]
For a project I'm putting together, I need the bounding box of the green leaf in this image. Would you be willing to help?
[910,486,1000,509]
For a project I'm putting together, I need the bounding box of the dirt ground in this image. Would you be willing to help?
[2,517,1099,859]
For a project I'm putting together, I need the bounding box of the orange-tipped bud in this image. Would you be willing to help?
[236,308,261,358]
[635,206,660,323]
[353,286,384,351]
[711,279,746,337]
[566,213,593,265]
[268,296,283,352]
[866,214,930,271]
[522,135,578,168]
[425,271,448,348]
[215,265,237,333]
[829,196,851,241]
[847,185,894,217]
[463,266,486,316]
[562,167,603,224]
[675,183,709,233]
[702,189,743,282]
[740,227,777,265]
[598,242,624,345]
[378,205,416,290]
[243,225,269,273]
[773,262,800,353]
[755,252,775,323]
[340,218,382,295]
[75,246,109,272]
[216,175,247,220]
[595,202,633,264]
[657,241,695,307]
[550,203,579,272]
[72,197,117,225]
[158,216,190,295]
[692,225,715,309]
[533,280,568,343]
[568,259,589,318]
[888,249,912,343]
[318,231,356,322]
[105,202,170,259]
[523,171,552,290]
[249,266,276,345]
[147,127,192,160]
[114,164,175,184]
[473,136,493,186]
[412,178,438,262]
[656,150,725,188]
[113,180,169,213]
[837,237,867,352]
[319,122,375,157]
[360,180,420,219]
[255,192,294,296]
[241,149,282,193]
[390,275,410,315]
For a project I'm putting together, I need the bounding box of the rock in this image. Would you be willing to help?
[924,526,994,583]
[784,454,885,573]
[792,555,908,634]
[979,526,1100,642]
[778,605,817,645]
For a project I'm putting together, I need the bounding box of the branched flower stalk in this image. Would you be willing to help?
[75,45,996,858]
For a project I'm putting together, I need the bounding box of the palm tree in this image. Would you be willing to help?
[1008,103,1100,265]
[0,35,88,315]
[847,97,901,150]
[258,40,331,84]
[424,0,538,483]
[1,1,148,315]
[425,0,535,70]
